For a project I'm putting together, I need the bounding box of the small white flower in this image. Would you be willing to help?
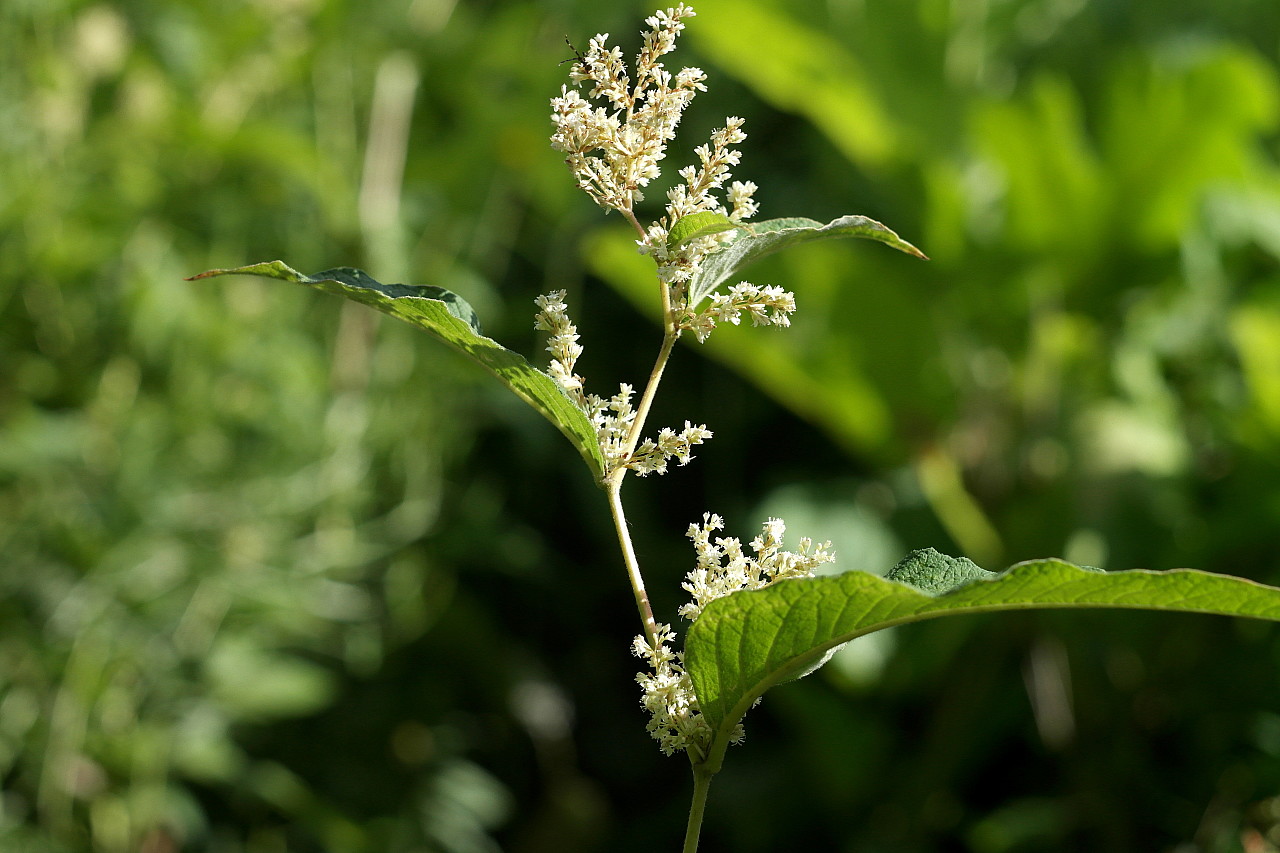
[626,420,713,476]
[679,514,834,621]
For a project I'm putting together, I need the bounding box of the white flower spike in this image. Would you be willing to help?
[550,4,797,345]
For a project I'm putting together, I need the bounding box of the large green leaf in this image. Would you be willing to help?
[187,262,607,482]
[684,548,1280,770]
[687,214,927,308]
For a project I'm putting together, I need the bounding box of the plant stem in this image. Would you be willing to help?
[605,475,661,644]
[682,762,716,853]
[620,328,677,460]
[605,275,679,644]
[621,206,649,241]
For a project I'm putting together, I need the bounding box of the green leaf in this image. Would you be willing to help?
[667,211,744,249]
[688,214,927,309]
[685,549,1280,768]
[187,261,607,482]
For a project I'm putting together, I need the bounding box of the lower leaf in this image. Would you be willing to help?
[685,549,1280,764]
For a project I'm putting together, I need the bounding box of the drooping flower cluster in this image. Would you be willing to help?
[534,290,711,476]
[550,4,797,344]
[633,515,835,756]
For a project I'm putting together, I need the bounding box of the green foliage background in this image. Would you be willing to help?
[3,0,1280,850]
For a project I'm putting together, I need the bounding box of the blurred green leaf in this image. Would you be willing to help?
[972,75,1104,256]
[208,639,337,721]
[1101,45,1280,249]
[1233,303,1280,436]
[189,262,607,482]
[690,0,900,167]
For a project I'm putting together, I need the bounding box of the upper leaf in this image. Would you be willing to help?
[187,262,607,482]
[684,550,1280,770]
[687,214,927,309]
[667,211,744,249]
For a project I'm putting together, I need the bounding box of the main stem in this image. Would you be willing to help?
[605,243,679,644]
[604,327,677,646]
[606,474,660,645]
[598,223,714,846]
[682,762,715,853]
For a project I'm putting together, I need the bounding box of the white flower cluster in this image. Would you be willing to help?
[550,4,705,213]
[634,514,835,756]
[628,421,713,476]
[550,4,797,344]
[632,624,717,759]
[637,117,767,321]
[682,282,797,344]
[679,513,834,620]
[533,290,586,399]
[534,290,712,476]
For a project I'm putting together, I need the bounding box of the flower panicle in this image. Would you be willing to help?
[637,119,763,325]
[553,5,800,346]
[681,281,797,343]
[551,4,703,214]
[626,421,713,476]
[679,514,834,621]
[533,290,588,404]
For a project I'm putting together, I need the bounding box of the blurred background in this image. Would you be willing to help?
[3,0,1280,850]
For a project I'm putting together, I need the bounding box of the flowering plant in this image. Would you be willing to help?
[190,6,1280,849]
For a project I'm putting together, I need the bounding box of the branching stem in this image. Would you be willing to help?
[605,327,676,645]
[620,326,677,460]
[605,264,679,644]
[621,206,649,241]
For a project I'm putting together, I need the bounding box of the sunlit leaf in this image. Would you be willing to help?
[187,262,607,482]
[667,211,744,249]
[685,548,1280,767]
